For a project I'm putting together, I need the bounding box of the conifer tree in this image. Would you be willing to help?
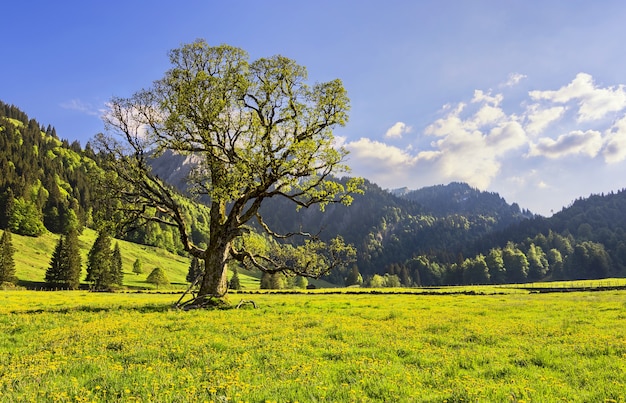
[0,229,17,284]
[228,266,241,290]
[63,229,82,289]
[111,242,124,285]
[86,231,113,290]
[46,236,65,287]
[46,230,81,290]
[186,256,203,283]
[345,266,363,286]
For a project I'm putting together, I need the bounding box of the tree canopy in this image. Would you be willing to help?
[96,40,361,304]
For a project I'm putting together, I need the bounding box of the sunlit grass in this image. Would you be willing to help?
[5,228,260,290]
[1,290,625,401]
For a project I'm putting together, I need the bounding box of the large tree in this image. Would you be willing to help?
[96,40,361,305]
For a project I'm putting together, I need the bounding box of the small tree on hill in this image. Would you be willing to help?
[132,258,143,275]
[0,229,17,284]
[147,267,170,289]
[260,272,272,289]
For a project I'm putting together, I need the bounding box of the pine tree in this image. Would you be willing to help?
[0,229,17,284]
[63,229,82,289]
[132,258,143,275]
[228,266,241,290]
[86,231,113,290]
[186,256,203,283]
[146,267,170,288]
[45,236,65,287]
[111,242,124,285]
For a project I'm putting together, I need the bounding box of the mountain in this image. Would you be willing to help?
[401,182,532,219]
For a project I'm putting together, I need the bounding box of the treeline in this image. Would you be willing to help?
[259,180,533,284]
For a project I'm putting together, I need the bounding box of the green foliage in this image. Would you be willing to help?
[85,231,114,290]
[111,242,124,285]
[99,40,361,298]
[462,254,490,284]
[0,229,16,283]
[146,267,170,288]
[132,258,143,275]
[44,229,81,289]
[9,197,46,236]
[345,266,363,286]
[186,256,203,283]
[563,241,612,280]
[0,103,96,235]
[294,275,308,289]
[228,266,242,290]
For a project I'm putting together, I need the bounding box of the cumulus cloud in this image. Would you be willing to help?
[346,138,418,168]
[524,104,566,136]
[530,73,626,122]
[344,72,626,210]
[528,130,603,159]
[602,115,626,163]
[384,121,412,139]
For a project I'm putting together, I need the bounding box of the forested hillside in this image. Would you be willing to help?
[0,101,211,253]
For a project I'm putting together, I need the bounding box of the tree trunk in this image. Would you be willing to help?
[197,237,230,299]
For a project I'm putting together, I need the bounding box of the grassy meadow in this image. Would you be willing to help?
[6,228,262,291]
[1,289,625,402]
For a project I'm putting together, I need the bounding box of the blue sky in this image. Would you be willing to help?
[3,1,626,216]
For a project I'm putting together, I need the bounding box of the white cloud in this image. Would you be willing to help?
[524,104,566,136]
[602,115,626,163]
[346,138,417,168]
[60,99,101,116]
[529,73,626,122]
[344,72,626,215]
[528,130,603,159]
[502,72,527,87]
[384,121,412,139]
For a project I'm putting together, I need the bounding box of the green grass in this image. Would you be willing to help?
[1,289,625,402]
[4,228,261,291]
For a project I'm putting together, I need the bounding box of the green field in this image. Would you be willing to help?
[1,289,625,402]
[5,228,263,291]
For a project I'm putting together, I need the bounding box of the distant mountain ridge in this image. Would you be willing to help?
[148,150,532,279]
